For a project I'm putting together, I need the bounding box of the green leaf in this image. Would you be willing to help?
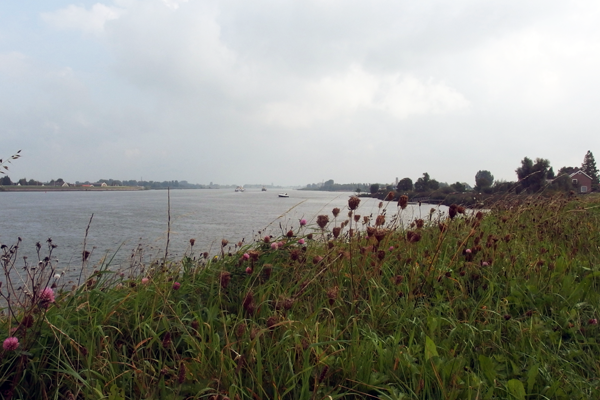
[527,364,539,394]
[478,355,496,384]
[425,336,438,361]
[507,379,526,400]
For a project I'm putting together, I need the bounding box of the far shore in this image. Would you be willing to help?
[0,186,144,192]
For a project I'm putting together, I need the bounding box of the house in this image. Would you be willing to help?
[569,170,593,193]
[100,182,108,187]
[62,182,69,187]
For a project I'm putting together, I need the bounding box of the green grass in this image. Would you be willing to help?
[2,193,600,399]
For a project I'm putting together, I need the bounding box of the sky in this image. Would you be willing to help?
[1,0,599,187]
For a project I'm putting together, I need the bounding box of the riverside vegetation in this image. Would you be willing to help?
[1,193,600,399]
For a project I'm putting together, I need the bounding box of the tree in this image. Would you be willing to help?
[397,178,413,192]
[558,166,578,175]
[475,170,494,190]
[414,173,437,192]
[450,182,466,193]
[369,183,379,194]
[0,176,12,185]
[581,151,599,184]
[18,178,27,186]
[516,157,551,193]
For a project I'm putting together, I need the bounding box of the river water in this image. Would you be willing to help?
[1,189,444,276]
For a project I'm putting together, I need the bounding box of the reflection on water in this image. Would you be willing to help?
[0,189,447,275]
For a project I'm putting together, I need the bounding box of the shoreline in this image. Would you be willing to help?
[0,186,144,192]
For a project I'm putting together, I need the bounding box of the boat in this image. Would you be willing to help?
[261,186,267,191]
[278,193,289,198]
[235,186,245,192]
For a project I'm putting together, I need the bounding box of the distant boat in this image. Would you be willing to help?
[278,193,289,198]
[235,186,245,192]
[261,186,267,191]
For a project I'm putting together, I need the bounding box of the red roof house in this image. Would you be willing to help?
[570,170,593,193]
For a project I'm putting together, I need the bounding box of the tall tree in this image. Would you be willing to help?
[516,157,551,193]
[475,170,494,189]
[369,183,379,194]
[581,151,599,184]
[397,177,413,191]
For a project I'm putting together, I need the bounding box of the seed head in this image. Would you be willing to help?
[219,271,231,289]
[385,191,394,201]
[189,238,196,246]
[332,208,340,218]
[348,196,360,210]
[398,195,408,210]
[375,215,385,227]
[317,215,329,229]
[332,227,341,239]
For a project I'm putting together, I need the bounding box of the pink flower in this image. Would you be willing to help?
[481,261,489,267]
[589,318,598,325]
[246,267,253,274]
[300,219,307,226]
[278,241,284,248]
[298,239,305,245]
[465,248,472,254]
[172,282,181,290]
[264,236,270,243]
[141,277,149,284]
[389,246,394,251]
[39,288,55,303]
[3,337,19,351]
[271,242,278,250]
[242,253,250,260]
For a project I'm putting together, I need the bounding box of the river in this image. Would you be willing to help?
[0,189,445,278]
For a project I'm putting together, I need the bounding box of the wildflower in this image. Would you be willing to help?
[40,287,55,303]
[54,273,61,280]
[589,319,598,325]
[389,246,394,251]
[298,238,305,245]
[398,195,408,210]
[141,277,149,284]
[242,253,250,260]
[348,196,361,210]
[375,215,385,226]
[189,238,195,246]
[332,208,340,218]
[481,261,489,267]
[317,215,329,229]
[3,337,19,351]
[300,219,307,226]
[246,267,253,274]
[271,242,278,250]
[172,282,181,290]
[219,272,231,289]
[264,236,270,243]
[465,248,472,254]
[313,256,323,264]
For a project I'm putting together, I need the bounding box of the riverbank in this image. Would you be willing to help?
[0,185,144,192]
[1,193,600,398]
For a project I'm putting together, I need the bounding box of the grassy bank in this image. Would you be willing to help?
[1,194,600,399]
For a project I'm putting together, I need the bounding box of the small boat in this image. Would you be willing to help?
[261,186,267,191]
[235,186,245,192]
[278,193,289,198]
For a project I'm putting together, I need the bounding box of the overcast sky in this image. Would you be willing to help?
[1,0,599,187]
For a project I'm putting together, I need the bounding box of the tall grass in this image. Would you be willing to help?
[1,193,600,399]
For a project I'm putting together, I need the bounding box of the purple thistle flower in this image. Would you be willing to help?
[3,337,19,351]
[242,253,250,260]
[298,239,305,245]
[300,219,307,226]
[172,282,181,290]
[40,287,55,303]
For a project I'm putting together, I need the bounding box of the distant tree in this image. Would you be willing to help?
[56,178,65,185]
[28,179,38,186]
[475,170,494,190]
[370,183,380,194]
[558,166,578,175]
[397,178,413,191]
[581,150,599,184]
[414,173,435,192]
[355,187,362,194]
[550,174,574,192]
[547,167,555,179]
[323,179,334,188]
[450,182,466,193]
[0,176,12,185]
[18,178,27,186]
[516,157,551,193]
